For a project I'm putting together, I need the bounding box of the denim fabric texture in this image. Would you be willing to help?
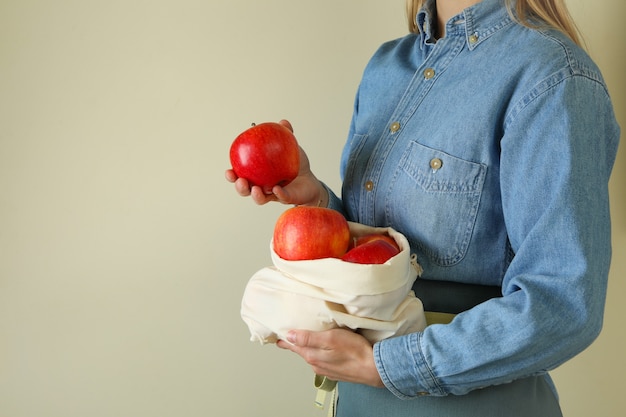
[326,0,620,400]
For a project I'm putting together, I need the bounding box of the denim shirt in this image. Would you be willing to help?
[326,0,620,399]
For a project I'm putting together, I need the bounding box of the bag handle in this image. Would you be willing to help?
[314,374,337,417]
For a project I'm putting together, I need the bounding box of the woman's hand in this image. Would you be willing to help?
[225,120,328,207]
[277,328,385,388]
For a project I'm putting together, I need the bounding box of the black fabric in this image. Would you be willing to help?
[412,279,502,314]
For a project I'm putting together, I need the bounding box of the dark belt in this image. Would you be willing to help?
[413,278,502,316]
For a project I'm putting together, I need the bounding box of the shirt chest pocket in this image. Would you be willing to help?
[385,141,487,267]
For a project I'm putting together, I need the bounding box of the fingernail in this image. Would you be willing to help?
[286,330,296,344]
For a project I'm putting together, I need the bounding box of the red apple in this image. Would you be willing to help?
[352,233,400,252]
[273,206,350,261]
[342,237,400,264]
[229,122,300,192]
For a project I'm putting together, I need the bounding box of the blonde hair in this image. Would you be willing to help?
[406,0,582,46]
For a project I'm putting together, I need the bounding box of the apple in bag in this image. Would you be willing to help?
[273,206,350,261]
[342,233,401,264]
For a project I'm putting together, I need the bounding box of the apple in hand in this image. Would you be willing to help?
[229,122,300,193]
[342,234,401,264]
[273,206,350,261]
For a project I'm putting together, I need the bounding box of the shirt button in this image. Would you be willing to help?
[469,34,479,44]
[364,181,374,191]
[390,121,401,133]
[423,68,435,79]
[430,158,443,171]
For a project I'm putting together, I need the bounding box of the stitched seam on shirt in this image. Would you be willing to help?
[373,338,415,400]
[503,68,609,130]
[504,29,609,127]
[465,13,514,50]
[537,30,607,87]
[413,332,447,395]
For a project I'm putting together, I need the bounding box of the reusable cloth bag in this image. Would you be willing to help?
[241,222,427,345]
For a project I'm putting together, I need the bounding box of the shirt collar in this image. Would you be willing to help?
[416,0,512,50]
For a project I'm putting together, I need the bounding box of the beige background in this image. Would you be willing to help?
[0,1,623,416]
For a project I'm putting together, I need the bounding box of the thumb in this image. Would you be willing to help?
[271,185,291,203]
[286,329,314,347]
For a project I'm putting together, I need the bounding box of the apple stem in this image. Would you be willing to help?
[251,122,256,127]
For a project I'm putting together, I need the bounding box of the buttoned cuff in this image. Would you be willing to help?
[373,332,447,398]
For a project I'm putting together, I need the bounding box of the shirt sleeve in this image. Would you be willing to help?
[374,72,620,398]
[322,182,345,215]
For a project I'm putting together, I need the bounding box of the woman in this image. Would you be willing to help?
[226,0,620,415]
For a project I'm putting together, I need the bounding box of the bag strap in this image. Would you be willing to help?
[424,311,456,325]
[314,374,337,417]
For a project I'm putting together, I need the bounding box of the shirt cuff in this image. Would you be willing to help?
[373,332,447,398]
[321,182,345,214]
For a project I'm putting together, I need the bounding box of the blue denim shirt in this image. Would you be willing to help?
[326,0,620,399]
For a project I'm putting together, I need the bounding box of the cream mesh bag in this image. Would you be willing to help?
[241,222,426,345]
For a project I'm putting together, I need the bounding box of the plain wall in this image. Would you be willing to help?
[0,1,623,416]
